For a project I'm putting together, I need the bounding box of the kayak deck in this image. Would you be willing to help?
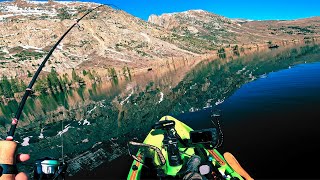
[127,116,243,180]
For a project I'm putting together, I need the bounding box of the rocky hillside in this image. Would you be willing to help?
[0,0,200,78]
[242,17,320,40]
[149,10,320,47]
[149,10,239,46]
[1,1,319,79]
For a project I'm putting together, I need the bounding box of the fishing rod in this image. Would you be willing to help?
[6,4,104,141]
[0,4,106,179]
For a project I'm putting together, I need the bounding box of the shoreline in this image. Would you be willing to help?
[0,38,319,104]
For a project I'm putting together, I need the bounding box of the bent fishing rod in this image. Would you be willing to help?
[0,4,104,179]
[6,4,103,141]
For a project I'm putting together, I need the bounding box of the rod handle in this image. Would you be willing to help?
[0,141,17,180]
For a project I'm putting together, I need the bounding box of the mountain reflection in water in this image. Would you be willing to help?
[1,43,320,178]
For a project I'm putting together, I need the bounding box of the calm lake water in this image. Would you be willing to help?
[1,43,320,179]
[179,62,320,179]
[86,43,320,179]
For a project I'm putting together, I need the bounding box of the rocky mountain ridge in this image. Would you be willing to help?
[0,0,201,78]
[1,0,319,79]
[148,10,320,46]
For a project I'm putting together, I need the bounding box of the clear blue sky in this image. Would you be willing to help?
[80,0,320,21]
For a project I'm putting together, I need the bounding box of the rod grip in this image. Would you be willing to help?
[0,140,17,180]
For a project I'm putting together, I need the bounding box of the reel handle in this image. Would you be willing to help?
[0,140,17,180]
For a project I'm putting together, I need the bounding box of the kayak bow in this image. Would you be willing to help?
[127,116,246,180]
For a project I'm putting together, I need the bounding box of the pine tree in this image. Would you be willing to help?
[47,67,60,90]
[82,69,88,76]
[62,73,70,86]
[122,66,127,76]
[10,78,19,93]
[87,70,94,80]
[27,70,32,77]
[34,78,48,93]
[1,75,14,98]
[19,80,27,92]
[71,68,84,84]
[0,83,3,96]
[108,68,117,78]
[72,68,77,82]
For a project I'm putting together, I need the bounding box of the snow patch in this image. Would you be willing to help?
[92,141,102,148]
[158,92,164,103]
[114,58,132,62]
[98,101,105,108]
[249,72,256,80]
[21,136,32,146]
[236,67,246,74]
[83,119,91,126]
[57,43,64,50]
[78,119,91,126]
[0,5,57,20]
[0,14,15,20]
[189,107,199,112]
[28,1,48,4]
[87,106,96,114]
[215,99,224,106]
[203,103,212,109]
[190,83,197,89]
[21,45,43,50]
[82,138,89,143]
[56,124,73,136]
[39,128,44,139]
[259,74,267,78]
[192,9,205,13]
[1,48,9,54]
[120,90,134,105]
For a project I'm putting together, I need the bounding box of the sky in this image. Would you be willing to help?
[79,0,320,21]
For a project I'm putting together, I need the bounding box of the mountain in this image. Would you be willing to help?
[0,0,201,78]
[148,10,238,45]
[148,10,320,46]
[1,1,319,79]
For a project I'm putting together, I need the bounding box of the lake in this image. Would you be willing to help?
[179,62,320,179]
[79,43,320,179]
[1,43,320,179]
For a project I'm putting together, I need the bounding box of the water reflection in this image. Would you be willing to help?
[0,42,319,176]
[169,43,320,115]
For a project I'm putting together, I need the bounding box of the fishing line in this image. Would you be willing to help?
[61,89,68,164]
[215,118,224,148]
[211,110,224,148]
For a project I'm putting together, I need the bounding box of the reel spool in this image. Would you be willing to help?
[33,157,67,180]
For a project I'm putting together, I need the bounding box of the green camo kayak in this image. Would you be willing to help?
[127,116,247,180]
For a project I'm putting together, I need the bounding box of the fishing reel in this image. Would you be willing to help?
[33,157,67,180]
